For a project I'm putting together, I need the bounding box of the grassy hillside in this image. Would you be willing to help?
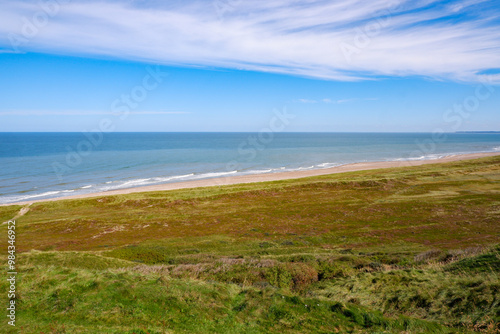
[1,156,500,333]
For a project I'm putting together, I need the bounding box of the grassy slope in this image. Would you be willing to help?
[1,156,500,333]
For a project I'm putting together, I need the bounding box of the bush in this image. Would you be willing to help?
[287,263,318,291]
[414,249,443,263]
[266,263,318,291]
[266,264,293,289]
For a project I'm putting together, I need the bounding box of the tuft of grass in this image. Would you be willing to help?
[445,252,500,274]
[314,247,500,329]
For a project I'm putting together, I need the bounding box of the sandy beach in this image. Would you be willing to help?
[5,151,500,206]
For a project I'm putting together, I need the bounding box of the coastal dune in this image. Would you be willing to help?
[6,151,500,206]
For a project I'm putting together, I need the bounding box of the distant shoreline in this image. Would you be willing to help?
[3,151,500,207]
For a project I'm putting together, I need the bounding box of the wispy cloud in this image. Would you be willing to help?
[296,98,379,104]
[1,0,499,82]
[297,99,318,104]
[0,110,190,116]
[335,98,379,104]
[0,49,23,54]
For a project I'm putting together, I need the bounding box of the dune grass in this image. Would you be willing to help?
[1,156,500,333]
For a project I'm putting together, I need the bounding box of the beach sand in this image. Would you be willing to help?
[6,152,500,206]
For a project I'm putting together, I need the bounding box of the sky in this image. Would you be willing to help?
[0,0,499,132]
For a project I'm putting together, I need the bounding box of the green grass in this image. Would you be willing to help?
[1,252,453,334]
[1,156,500,333]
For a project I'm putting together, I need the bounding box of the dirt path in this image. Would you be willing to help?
[2,203,32,224]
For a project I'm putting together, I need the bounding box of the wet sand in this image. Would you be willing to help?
[5,152,500,206]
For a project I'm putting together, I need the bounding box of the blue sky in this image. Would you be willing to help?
[0,0,499,132]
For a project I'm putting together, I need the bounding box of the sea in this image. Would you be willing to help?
[1,132,499,204]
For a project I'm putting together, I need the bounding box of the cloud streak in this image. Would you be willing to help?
[1,0,499,82]
[296,97,379,104]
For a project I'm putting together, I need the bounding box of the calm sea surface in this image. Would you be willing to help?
[1,132,499,204]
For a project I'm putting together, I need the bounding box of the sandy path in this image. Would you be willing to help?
[3,152,500,206]
[2,203,32,223]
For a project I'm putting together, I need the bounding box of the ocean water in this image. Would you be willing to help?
[1,132,499,204]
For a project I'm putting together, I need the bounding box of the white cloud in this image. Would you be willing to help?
[0,0,499,82]
[336,99,357,104]
[297,97,379,104]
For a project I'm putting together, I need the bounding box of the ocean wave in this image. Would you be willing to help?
[1,190,65,203]
[394,153,448,161]
[243,169,273,174]
[317,162,342,169]
[188,171,238,180]
[113,179,150,188]
[284,165,316,172]
[394,147,500,161]
[96,172,224,192]
[152,173,195,182]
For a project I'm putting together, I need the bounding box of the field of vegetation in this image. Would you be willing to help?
[1,156,500,333]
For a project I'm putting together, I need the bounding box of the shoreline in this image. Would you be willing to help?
[3,151,500,206]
